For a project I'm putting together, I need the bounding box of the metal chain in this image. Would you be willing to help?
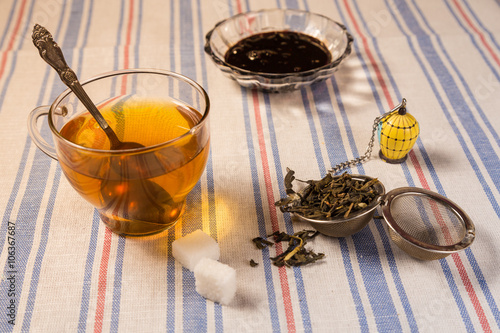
[328,99,406,175]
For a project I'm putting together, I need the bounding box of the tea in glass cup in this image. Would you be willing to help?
[28,69,210,236]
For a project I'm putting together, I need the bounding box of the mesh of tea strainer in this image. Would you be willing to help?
[381,187,475,260]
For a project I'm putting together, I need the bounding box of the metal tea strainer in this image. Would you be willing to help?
[292,175,475,261]
[279,99,475,260]
[381,186,475,260]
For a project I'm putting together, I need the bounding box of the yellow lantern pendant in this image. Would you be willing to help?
[377,98,419,163]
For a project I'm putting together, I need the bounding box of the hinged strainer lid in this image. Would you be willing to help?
[380,187,475,260]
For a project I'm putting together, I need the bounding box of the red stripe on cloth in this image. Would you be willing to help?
[252,90,296,333]
[0,0,27,80]
[236,0,243,17]
[342,0,394,107]
[409,152,492,333]
[233,1,296,330]
[343,1,491,331]
[452,0,500,68]
[93,0,136,330]
[451,250,493,333]
[121,0,135,94]
[124,0,134,69]
[93,227,113,333]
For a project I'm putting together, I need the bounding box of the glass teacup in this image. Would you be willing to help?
[28,69,210,236]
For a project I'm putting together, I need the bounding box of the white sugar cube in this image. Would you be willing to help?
[194,257,236,305]
[172,230,220,271]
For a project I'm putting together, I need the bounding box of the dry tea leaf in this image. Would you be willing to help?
[253,230,324,267]
[252,237,274,249]
[276,170,381,220]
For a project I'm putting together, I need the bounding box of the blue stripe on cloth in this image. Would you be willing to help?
[439,259,476,332]
[262,92,313,332]
[66,0,117,329]
[168,0,176,72]
[194,0,224,329]
[406,1,500,325]
[284,0,298,9]
[460,0,500,51]
[1,1,83,331]
[204,149,224,330]
[444,0,500,83]
[300,89,326,174]
[20,170,61,332]
[330,71,419,332]
[109,0,143,330]
[110,0,126,95]
[465,247,500,329]
[0,150,52,333]
[373,216,419,332]
[180,0,196,80]
[182,180,207,331]
[408,2,500,323]
[166,1,177,330]
[338,238,369,332]
[76,0,95,72]
[299,85,369,329]
[166,228,177,333]
[346,1,419,330]
[0,0,28,114]
[332,1,386,114]
[397,0,500,279]
[299,84,372,329]
[241,87,281,333]
[346,1,496,330]
[78,211,102,332]
[22,2,92,331]
[0,0,16,50]
[331,1,415,331]
[134,0,142,60]
[0,134,30,275]
[182,267,208,332]
[365,0,494,329]
[179,0,207,330]
[329,1,420,330]
[394,1,500,189]
[350,228,404,332]
[347,0,486,329]
[439,0,500,147]
[110,235,126,333]
[0,0,35,280]
[311,79,403,331]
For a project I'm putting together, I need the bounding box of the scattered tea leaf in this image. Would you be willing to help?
[268,231,291,243]
[249,259,259,267]
[284,167,296,195]
[254,229,324,267]
[252,236,274,249]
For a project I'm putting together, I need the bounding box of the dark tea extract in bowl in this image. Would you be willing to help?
[205,9,353,91]
[224,31,332,74]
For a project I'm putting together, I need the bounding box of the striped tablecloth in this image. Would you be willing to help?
[1,0,500,332]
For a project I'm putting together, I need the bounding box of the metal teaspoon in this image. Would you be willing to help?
[31,24,143,150]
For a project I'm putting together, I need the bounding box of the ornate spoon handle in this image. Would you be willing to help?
[32,24,121,147]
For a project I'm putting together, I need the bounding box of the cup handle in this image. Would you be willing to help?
[27,105,58,160]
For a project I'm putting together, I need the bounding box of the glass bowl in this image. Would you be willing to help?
[204,9,353,92]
